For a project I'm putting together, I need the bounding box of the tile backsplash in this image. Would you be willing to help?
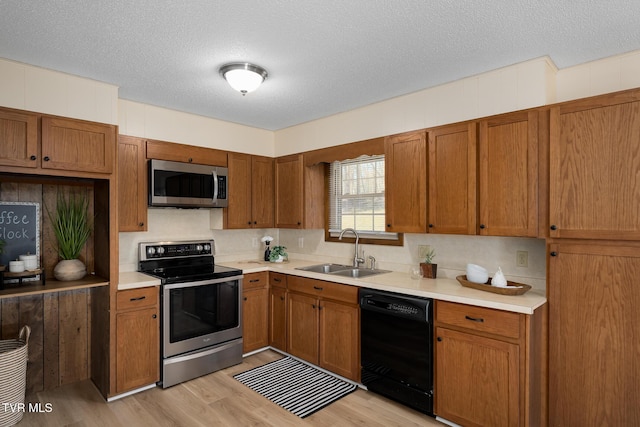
[120,209,546,291]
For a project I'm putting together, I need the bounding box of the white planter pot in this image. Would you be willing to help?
[54,259,86,281]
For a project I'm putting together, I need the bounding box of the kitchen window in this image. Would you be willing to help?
[327,155,401,245]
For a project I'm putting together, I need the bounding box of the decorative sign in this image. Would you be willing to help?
[0,202,40,266]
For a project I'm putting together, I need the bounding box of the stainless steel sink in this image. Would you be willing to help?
[296,263,390,278]
[296,263,352,274]
[329,268,390,278]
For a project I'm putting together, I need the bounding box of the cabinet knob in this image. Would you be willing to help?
[297,222,301,225]
[138,222,144,227]
[550,251,558,257]
[313,286,323,291]
[188,157,193,163]
[43,156,50,162]
[479,224,486,229]
[247,221,252,225]
[550,224,557,230]
[280,296,285,301]
[253,221,257,224]
[437,337,442,342]
[152,314,157,319]
[387,224,391,228]
[30,155,37,161]
[428,224,433,228]
[312,304,316,309]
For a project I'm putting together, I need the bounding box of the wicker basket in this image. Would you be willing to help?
[0,326,30,427]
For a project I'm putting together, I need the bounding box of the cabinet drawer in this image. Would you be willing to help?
[117,287,158,311]
[244,271,268,290]
[288,276,358,304]
[436,301,521,339]
[269,272,287,289]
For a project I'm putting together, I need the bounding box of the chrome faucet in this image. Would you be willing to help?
[339,228,365,267]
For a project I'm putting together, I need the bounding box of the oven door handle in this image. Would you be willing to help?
[163,339,241,366]
[163,274,244,290]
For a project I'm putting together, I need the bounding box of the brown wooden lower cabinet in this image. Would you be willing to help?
[268,272,288,350]
[115,287,159,394]
[434,300,546,427]
[242,272,269,353]
[286,276,360,381]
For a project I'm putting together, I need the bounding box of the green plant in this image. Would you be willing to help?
[269,245,288,262]
[423,248,436,264]
[47,193,92,260]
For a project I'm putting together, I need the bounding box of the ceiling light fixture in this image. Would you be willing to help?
[219,62,268,95]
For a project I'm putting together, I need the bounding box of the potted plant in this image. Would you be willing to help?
[420,248,437,278]
[269,245,288,263]
[47,193,92,281]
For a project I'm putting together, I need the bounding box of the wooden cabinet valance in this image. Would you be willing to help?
[146,138,227,167]
[303,137,385,166]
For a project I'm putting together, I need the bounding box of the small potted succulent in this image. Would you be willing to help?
[419,248,437,279]
[269,245,288,263]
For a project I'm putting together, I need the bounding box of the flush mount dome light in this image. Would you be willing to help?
[219,62,268,95]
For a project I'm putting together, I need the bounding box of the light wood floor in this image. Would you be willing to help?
[20,350,444,426]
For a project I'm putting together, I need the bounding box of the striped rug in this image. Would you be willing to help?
[233,356,357,418]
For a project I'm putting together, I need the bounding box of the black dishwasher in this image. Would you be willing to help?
[360,288,434,416]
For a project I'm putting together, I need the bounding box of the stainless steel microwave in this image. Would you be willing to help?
[148,159,228,208]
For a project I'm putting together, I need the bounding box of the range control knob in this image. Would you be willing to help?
[147,247,156,256]
[203,244,211,252]
[156,246,165,255]
[196,244,203,252]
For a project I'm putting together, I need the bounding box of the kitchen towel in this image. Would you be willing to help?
[233,356,357,418]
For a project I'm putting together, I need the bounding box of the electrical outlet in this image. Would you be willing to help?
[516,250,528,267]
[252,237,258,248]
[418,245,432,259]
[298,237,304,248]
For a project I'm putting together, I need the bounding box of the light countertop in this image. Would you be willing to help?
[117,259,546,314]
[220,259,547,315]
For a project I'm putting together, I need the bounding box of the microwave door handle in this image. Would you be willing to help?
[212,169,219,202]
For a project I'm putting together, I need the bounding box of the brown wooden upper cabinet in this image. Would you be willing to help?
[385,131,427,233]
[427,122,477,234]
[226,152,274,229]
[146,138,228,167]
[41,116,115,174]
[118,135,148,232]
[0,108,38,168]
[549,89,640,240]
[478,110,539,237]
[275,154,323,229]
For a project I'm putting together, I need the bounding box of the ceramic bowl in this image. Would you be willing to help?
[466,264,488,283]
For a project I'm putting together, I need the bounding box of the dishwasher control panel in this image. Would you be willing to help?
[360,288,431,322]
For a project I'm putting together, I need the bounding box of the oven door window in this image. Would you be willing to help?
[168,281,238,343]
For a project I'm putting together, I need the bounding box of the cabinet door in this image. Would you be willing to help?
[549,93,640,239]
[251,155,274,228]
[269,285,287,351]
[319,299,360,381]
[0,108,38,168]
[435,327,519,427]
[385,131,427,233]
[146,139,227,166]
[479,110,538,237]
[226,152,253,228]
[116,307,159,393]
[428,122,477,234]
[118,135,148,232]
[41,116,115,174]
[548,243,640,426]
[275,154,304,228]
[242,287,269,353]
[287,292,319,364]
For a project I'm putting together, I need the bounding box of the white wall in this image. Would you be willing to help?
[0,58,118,125]
[118,100,274,156]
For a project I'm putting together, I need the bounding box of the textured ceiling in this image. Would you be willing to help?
[1,1,639,130]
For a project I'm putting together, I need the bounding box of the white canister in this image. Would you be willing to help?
[9,260,25,273]
[19,254,38,271]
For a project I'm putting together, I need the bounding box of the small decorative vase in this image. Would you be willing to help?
[420,263,437,279]
[54,259,86,281]
[264,243,271,262]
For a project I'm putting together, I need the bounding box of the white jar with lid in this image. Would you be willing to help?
[19,254,38,271]
[9,260,25,273]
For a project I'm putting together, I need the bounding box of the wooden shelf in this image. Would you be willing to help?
[0,274,109,299]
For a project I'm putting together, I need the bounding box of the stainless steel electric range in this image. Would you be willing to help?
[138,240,244,388]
